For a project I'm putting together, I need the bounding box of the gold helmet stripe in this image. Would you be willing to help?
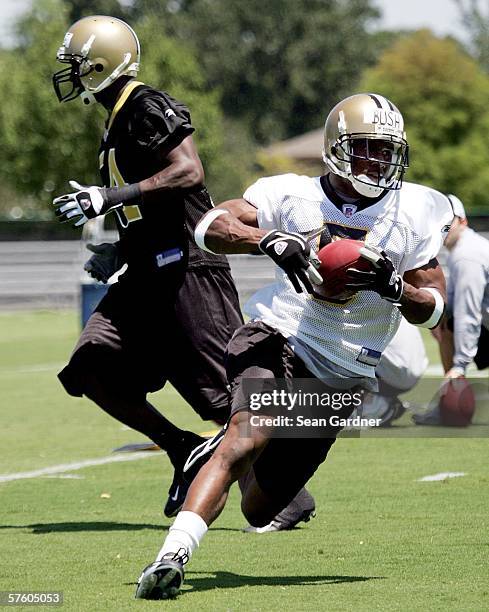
[107,80,144,131]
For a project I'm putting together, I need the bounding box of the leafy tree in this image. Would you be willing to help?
[0,0,227,217]
[361,29,489,211]
[455,0,489,72]
[63,0,129,23]
[0,0,103,218]
[130,0,382,143]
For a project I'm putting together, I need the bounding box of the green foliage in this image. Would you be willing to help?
[130,0,382,143]
[0,0,226,218]
[455,0,489,72]
[63,0,129,23]
[135,17,226,198]
[361,30,489,211]
[0,0,103,218]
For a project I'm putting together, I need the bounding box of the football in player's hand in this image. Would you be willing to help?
[439,377,475,427]
[314,239,373,301]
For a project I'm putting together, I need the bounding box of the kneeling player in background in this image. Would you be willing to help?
[414,195,489,425]
[135,93,452,599]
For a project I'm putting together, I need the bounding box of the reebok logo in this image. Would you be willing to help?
[274,241,288,256]
[165,109,176,118]
[79,196,91,211]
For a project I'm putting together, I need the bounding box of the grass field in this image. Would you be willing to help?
[1,311,489,611]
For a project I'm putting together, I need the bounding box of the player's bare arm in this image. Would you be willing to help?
[197,199,264,254]
[139,135,204,199]
[53,135,204,226]
[196,199,321,293]
[399,258,446,327]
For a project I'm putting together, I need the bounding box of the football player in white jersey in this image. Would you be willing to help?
[135,93,453,600]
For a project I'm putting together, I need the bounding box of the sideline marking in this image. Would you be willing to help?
[0,452,160,484]
[418,472,466,482]
[0,362,65,375]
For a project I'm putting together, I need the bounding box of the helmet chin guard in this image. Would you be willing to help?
[351,176,385,198]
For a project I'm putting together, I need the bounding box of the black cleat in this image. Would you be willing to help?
[243,488,316,533]
[243,508,316,533]
[163,427,226,518]
[412,405,442,426]
[135,553,186,600]
[163,431,207,518]
[182,426,227,483]
[163,471,189,518]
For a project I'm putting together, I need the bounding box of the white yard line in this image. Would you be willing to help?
[0,452,160,483]
[0,362,65,375]
[417,472,467,482]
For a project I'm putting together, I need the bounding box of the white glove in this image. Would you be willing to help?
[53,180,108,227]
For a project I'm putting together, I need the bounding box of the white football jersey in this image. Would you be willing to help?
[243,173,453,378]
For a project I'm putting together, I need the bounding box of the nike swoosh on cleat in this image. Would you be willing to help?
[170,486,180,501]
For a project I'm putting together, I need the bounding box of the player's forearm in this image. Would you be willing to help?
[140,159,204,196]
[398,283,446,328]
[202,213,267,254]
[100,160,203,212]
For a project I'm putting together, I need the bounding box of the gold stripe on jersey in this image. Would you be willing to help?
[107,80,145,131]
[108,148,142,223]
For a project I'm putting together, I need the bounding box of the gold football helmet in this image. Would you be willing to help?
[53,15,140,105]
[323,93,409,197]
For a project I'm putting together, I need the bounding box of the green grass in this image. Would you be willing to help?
[0,311,488,611]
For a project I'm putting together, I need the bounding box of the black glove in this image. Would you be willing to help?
[345,245,404,303]
[84,242,123,283]
[259,230,322,294]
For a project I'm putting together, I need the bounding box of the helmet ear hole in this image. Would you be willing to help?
[95,63,104,73]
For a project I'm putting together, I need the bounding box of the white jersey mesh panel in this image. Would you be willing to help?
[244,175,453,378]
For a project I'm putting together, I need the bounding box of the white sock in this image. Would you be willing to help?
[156,511,208,562]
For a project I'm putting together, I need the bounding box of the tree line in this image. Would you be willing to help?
[1,0,489,218]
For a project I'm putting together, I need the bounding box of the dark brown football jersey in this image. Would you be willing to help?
[98,81,229,282]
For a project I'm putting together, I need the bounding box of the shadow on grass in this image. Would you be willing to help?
[125,571,383,590]
[183,571,384,591]
[0,521,242,534]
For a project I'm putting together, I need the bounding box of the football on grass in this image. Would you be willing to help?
[439,377,476,427]
[314,239,373,301]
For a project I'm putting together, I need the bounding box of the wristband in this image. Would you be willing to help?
[415,287,445,329]
[103,183,142,211]
[194,209,230,253]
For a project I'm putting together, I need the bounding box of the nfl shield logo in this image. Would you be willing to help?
[342,204,357,218]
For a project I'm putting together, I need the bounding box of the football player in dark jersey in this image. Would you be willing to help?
[51,15,244,517]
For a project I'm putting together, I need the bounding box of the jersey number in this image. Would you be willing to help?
[105,149,142,226]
